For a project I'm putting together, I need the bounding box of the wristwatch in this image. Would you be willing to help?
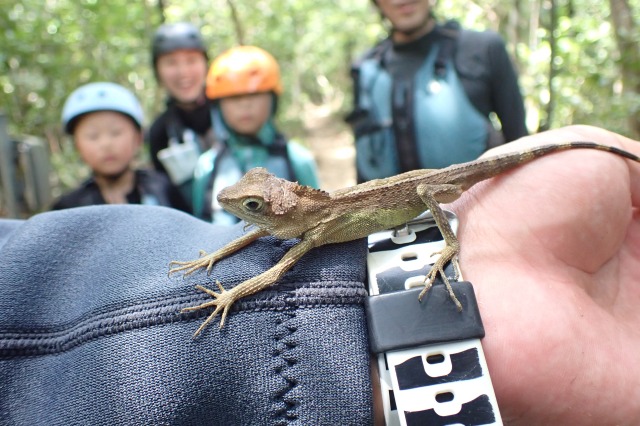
[366,211,502,425]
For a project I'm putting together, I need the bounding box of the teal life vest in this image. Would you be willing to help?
[349,23,493,182]
[192,108,319,223]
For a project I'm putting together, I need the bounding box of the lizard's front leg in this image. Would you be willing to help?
[183,237,316,336]
[416,183,463,311]
[169,228,269,276]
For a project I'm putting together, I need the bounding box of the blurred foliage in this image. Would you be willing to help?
[437,0,640,134]
[1,0,639,197]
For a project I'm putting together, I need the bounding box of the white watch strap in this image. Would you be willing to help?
[366,211,502,425]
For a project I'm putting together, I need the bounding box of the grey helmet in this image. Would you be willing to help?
[151,22,208,70]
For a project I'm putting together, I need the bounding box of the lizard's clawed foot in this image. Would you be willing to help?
[181,281,237,337]
[418,251,463,311]
[168,250,217,277]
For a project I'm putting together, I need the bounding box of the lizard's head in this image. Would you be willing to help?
[218,168,329,237]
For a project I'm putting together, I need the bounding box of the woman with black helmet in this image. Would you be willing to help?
[147,22,213,210]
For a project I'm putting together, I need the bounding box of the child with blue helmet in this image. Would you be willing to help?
[51,82,188,210]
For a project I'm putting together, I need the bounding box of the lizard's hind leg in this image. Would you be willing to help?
[415,183,464,311]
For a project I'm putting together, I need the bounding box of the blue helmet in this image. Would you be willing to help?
[61,82,144,134]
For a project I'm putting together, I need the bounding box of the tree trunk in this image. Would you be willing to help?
[608,0,640,137]
[226,0,245,45]
[157,0,166,23]
[539,0,558,132]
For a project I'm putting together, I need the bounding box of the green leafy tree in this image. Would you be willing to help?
[1,0,638,206]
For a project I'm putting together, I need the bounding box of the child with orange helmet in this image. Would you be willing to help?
[193,46,319,223]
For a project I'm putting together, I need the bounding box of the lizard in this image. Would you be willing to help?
[170,141,640,336]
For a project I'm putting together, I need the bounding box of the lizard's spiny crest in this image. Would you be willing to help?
[261,169,330,214]
[263,177,298,215]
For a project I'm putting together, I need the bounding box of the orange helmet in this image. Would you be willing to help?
[206,45,283,100]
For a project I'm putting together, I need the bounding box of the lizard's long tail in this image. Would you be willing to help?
[445,141,640,188]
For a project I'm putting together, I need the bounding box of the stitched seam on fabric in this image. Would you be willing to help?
[1,291,196,335]
[3,280,362,336]
[272,311,299,425]
[0,281,365,359]
[0,293,200,358]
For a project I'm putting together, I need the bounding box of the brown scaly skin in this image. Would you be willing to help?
[170,142,640,336]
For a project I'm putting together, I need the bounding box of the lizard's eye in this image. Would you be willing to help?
[242,197,264,213]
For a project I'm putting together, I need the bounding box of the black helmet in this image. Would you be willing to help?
[151,22,208,68]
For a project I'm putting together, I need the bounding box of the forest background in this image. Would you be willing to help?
[1,0,639,196]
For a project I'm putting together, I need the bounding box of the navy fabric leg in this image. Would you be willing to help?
[0,205,373,425]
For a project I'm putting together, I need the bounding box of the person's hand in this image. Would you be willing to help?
[451,125,640,425]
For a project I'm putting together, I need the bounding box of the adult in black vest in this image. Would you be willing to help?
[147,23,213,209]
[349,0,528,182]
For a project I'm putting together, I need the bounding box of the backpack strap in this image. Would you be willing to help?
[351,38,392,73]
[165,102,185,146]
[270,133,297,182]
[434,20,461,77]
[346,38,393,132]
[191,146,224,221]
[391,77,421,172]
